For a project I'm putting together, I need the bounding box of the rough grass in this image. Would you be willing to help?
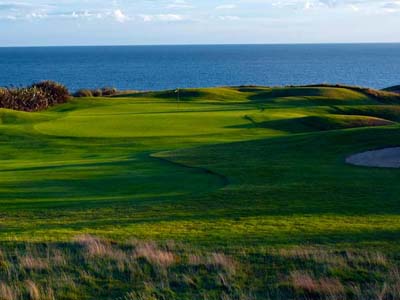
[1,236,400,300]
[0,85,400,299]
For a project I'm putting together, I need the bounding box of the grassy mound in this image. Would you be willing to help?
[383,85,400,94]
[303,84,400,104]
[333,105,400,122]
[0,109,53,125]
[231,114,393,133]
[300,114,394,131]
[247,86,374,106]
[123,87,250,102]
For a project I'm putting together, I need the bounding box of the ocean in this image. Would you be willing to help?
[0,44,399,91]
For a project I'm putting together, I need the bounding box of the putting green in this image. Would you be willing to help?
[0,86,400,248]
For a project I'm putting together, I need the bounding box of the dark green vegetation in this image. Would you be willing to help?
[1,85,400,299]
[383,85,400,94]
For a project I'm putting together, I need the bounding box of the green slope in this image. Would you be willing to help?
[1,85,400,299]
[0,85,398,243]
[383,85,400,93]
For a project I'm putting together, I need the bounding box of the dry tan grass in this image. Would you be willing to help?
[291,271,318,293]
[277,247,389,271]
[208,252,236,274]
[49,249,66,267]
[357,251,388,267]
[0,283,17,300]
[187,254,205,265]
[134,242,175,268]
[75,234,126,261]
[290,271,345,296]
[278,247,346,267]
[75,234,109,257]
[19,255,49,271]
[25,280,40,300]
[278,247,332,264]
[1,236,400,300]
[318,278,345,295]
[42,286,55,300]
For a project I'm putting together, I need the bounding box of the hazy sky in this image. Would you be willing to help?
[0,0,399,46]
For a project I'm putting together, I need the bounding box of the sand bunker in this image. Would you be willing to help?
[346,147,400,168]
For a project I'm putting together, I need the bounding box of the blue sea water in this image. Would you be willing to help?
[0,44,399,91]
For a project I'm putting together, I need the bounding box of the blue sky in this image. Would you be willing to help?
[0,0,399,46]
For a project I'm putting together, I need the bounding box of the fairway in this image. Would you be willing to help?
[1,85,400,299]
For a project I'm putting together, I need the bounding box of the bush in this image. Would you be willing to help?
[30,81,70,105]
[0,81,70,112]
[72,87,118,98]
[0,87,48,112]
[91,89,103,97]
[74,89,93,98]
[383,85,400,94]
[101,87,118,96]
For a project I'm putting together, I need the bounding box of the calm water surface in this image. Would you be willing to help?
[0,44,399,91]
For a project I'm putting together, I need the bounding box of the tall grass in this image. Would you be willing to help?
[73,89,94,98]
[30,81,70,106]
[1,236,400,299]
[73,87,119,98]
[0,81,70,112]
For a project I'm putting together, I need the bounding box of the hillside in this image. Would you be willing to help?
[1,85,400,299]
[384,85,400,94]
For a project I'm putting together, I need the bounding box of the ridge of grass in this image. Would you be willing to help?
[383,85,400,94]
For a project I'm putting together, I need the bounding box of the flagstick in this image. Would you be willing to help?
[176,88,180,109]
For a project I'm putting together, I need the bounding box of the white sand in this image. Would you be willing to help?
[346,147,400,168]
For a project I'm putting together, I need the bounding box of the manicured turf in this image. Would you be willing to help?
[0,86,400,247]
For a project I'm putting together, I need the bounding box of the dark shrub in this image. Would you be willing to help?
[74,89,93,98]
[91,89,103,97]
[0,88,11,109]
[101,87,118,96]
[0,81,70,111]
[383,85,400,94]
[0,87,48,112]
[30,81,70,105]
[73,87,117,98]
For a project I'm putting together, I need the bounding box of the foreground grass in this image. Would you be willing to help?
[1,235,400,300]
[1,85,400,298]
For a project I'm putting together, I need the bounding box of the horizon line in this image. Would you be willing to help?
[1,42,400,48]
